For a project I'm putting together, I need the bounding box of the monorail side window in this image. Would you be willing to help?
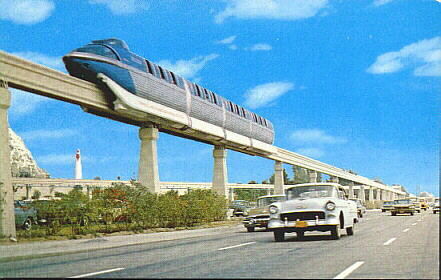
[195,85,204,98]
[188,82,198,96]
[147,62,161,79]
[172,73,185,89]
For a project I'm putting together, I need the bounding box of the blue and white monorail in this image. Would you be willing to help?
[63,39,275,147]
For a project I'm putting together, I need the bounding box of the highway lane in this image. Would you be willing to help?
[0,211,438,279]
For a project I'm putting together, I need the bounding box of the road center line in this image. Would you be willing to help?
[412,222,417,226]
[69,268,125,278]
[217,242,256,251]
[383,237,397,246]
[403,228,410,232]
[333,261,365,279]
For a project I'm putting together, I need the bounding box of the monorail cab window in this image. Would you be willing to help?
[187,82,198,96]
[75,45,119,60]
[195,85,204,98]
[158,66,174,84]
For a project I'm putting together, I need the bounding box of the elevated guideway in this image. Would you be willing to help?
[0,50,405,195]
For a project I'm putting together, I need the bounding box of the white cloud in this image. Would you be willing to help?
[19,129,78,141]
[244,82,294,109]
[291,129,347,144]
[89,0,148,15]
[216,35,237,45]
[11,51,64,71]
[10,89,51,116]
[367,36,441,77]
[373,0,394,7]
[228,44,238,50]
[215,0,329,23]
[0,0,54,24]
[295,147,324,158]
[157,54,219,79]
[247,43,272,51]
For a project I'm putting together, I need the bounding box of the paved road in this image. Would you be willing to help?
[0,211,438,279]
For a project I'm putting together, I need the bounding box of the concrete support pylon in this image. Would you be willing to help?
[368,187,374,201]
[330,176,339,183]
[0,85,16,238]
[376,188,381,201]
[212,146,228,198]
[228,187,234,201]
[138,125,160,193]
[359,185,366,203]
[348,182,355,199]
[274,161,284,194]
[308,170,318,183]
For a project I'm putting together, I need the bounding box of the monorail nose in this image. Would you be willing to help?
[63,56,97,83]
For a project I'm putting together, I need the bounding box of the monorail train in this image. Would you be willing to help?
[63,38,275,147]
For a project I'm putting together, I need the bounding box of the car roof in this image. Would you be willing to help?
[256,194,285,199]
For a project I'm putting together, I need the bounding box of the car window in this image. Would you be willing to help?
[286,185,334,200]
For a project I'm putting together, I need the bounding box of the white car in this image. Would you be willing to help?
[433,198,439,214]
[268,183,358,241]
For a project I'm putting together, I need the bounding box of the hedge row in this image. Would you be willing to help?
[32,184,228,236]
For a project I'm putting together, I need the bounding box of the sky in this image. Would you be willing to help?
[1,0,439,196]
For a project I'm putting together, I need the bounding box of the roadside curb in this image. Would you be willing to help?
[0,224,243,262]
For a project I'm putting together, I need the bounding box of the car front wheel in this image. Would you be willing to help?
[247,227,255,232]
[330,225,341,240]
[346,224,354,236]
[274,230,285,242]
[23,218,33,231]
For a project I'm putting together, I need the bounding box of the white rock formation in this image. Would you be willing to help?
[8,128,50,178]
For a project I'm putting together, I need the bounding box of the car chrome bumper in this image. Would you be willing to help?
[243,217,270,227]
[268,217,339,230]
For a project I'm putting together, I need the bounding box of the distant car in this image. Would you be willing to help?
[243,195,285,232]
[391,199,416,216]
[350,198,366,218]
[410,198,422,213]
[419,199,429,211]
[14,200,38,230]
[433,198,439,214]
[268,183,358,241]
[230,200,251,216]
[382,201,395,212]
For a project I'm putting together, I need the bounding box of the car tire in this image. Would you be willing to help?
[23,218,33,231]
[247,227,255,232]
[392,212,397,216]
[297,231,304,240]
[274,230,285,242]
[346,224,354,236]
[330,225,341,240]
[359,213,363,218]
[410,212,414,216]
[382,210,386,212]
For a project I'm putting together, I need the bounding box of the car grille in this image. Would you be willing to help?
[280,211,325,221]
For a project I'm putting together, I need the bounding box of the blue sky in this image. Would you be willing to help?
[1,0,439,195]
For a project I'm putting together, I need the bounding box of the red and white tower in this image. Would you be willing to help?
[75,149,82,179]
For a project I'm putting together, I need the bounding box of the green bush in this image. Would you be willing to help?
[28,184,228,238]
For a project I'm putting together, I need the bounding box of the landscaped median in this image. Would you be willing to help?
[5,183,233,243]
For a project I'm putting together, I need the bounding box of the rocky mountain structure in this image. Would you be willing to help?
[8,128,50,178]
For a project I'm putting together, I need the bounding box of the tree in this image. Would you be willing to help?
[31,190,41,200]
[292,166,309,184]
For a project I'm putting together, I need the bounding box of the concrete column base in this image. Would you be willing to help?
[0,86,16,238]
[273,161,284,194]
[138,125,160,193]
[212,146,228,198]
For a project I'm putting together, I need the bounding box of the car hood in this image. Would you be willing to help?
[248,206,270,216]
[272,198,334,213]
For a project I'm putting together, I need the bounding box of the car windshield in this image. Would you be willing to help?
[286,185,334,200]
[435,199,439,204]
[383,201,395,206]
[395,199,411,204]
[257,196,285,207]
[231,201,248,207]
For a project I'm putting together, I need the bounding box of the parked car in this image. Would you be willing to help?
[391,199,416,216]
[433,198,439,214]
[243,194,285,232]
[381,200,395,212]
[14,200,38,230]
[268,183,358,241]
[230,200,251,216]
[350,198,366,218]
[409,198,421,213]
[418,199,429,211]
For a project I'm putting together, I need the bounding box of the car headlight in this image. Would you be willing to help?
[269,206,278,214]
[325,201,336,211]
